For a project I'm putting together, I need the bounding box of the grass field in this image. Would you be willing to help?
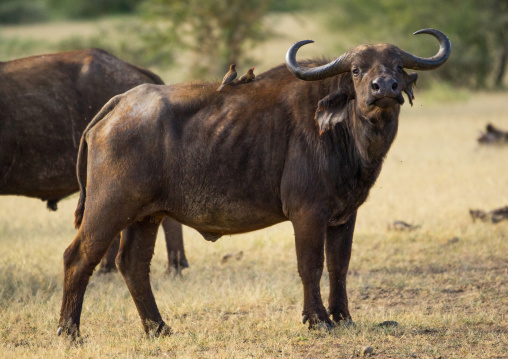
[1,14,508,359]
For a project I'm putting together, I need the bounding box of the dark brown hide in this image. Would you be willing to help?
[59,32,450,337]
[0,49,187,273]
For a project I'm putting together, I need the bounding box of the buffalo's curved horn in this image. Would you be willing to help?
[286,40,352,81]
[402,28,451,70]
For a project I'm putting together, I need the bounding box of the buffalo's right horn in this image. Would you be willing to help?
[401,28,451,70]
[285,40,352,81]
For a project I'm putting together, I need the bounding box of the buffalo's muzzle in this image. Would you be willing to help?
[371,76,399,97]
[367,76,404,107]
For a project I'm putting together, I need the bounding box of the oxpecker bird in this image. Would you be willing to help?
[216,64,237,91]
[238,67,255,83]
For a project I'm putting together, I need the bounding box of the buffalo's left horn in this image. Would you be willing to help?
[285,40,352,81]
[402,28,451,70]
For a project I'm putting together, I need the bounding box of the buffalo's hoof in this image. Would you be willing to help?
[338,318,356,328]
[302,314,335,330]
[57,324,79,339]
[327,308,355,327]
[166,257,189,277]
[147,321,172,338]
[179,258,190,269]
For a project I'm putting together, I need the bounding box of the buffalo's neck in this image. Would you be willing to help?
[351,103,399,169]
[325,102,398,172]
[322,101,399,216]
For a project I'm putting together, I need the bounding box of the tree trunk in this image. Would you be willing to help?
[494,44,507,88]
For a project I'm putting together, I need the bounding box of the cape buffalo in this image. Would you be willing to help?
[0,48,188,273]
[58,29,451,337]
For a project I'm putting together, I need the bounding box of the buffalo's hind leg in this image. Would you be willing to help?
[58,220,122,338]
[116,218,171,337]
[325,211,356,325]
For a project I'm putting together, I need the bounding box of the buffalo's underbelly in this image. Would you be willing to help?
[165,185,286,235]
[180,204,285,235]
[0,152,78,199]
[158,163,285,234]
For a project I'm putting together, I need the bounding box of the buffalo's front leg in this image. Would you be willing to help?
[292,216,333,329]
[325,211,356,324]
[116,219,171,337]
[162,217,189,276]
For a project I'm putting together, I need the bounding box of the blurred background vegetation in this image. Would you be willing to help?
[0,0,506,89]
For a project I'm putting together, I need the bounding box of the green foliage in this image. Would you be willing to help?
[327,0,508,89]
[0,0,48,24]
[57,20,175,69]
[0,0,142,23]
[46,0,142,19]
[267,0,311,12]
[139,0,271,78]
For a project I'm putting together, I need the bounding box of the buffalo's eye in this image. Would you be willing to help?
[352,68,360,76]
[396,66,403,73]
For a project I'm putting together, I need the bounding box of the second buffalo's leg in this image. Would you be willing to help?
[162,217,189,275]
[292,215,333,329]
[99,217,188,275]
[116,218,171,337]
[325,211,356,324]
[99,234,120,273]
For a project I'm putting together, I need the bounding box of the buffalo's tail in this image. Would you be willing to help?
[74,135,87,229]
[74,95,122,229]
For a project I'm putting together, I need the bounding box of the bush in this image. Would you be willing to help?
[57,21,175,69]
[139,0,271,78]
[0,0,48,24]
[46,0,142,19]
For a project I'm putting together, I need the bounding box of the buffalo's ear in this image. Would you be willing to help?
[403,72,418,106]
[315,90,352,134]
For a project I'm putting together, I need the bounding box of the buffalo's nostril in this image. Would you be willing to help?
[372,83,380,91]
[392,82,398,90]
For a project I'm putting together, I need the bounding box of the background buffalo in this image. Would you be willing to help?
[0,49,188,273]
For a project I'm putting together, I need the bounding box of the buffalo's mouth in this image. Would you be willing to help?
[367,93,405,108]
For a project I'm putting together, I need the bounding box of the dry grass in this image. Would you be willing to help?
[1,14,508,359]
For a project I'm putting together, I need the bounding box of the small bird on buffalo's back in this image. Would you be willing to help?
[216,64,237,91]
[238,67,255,83]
